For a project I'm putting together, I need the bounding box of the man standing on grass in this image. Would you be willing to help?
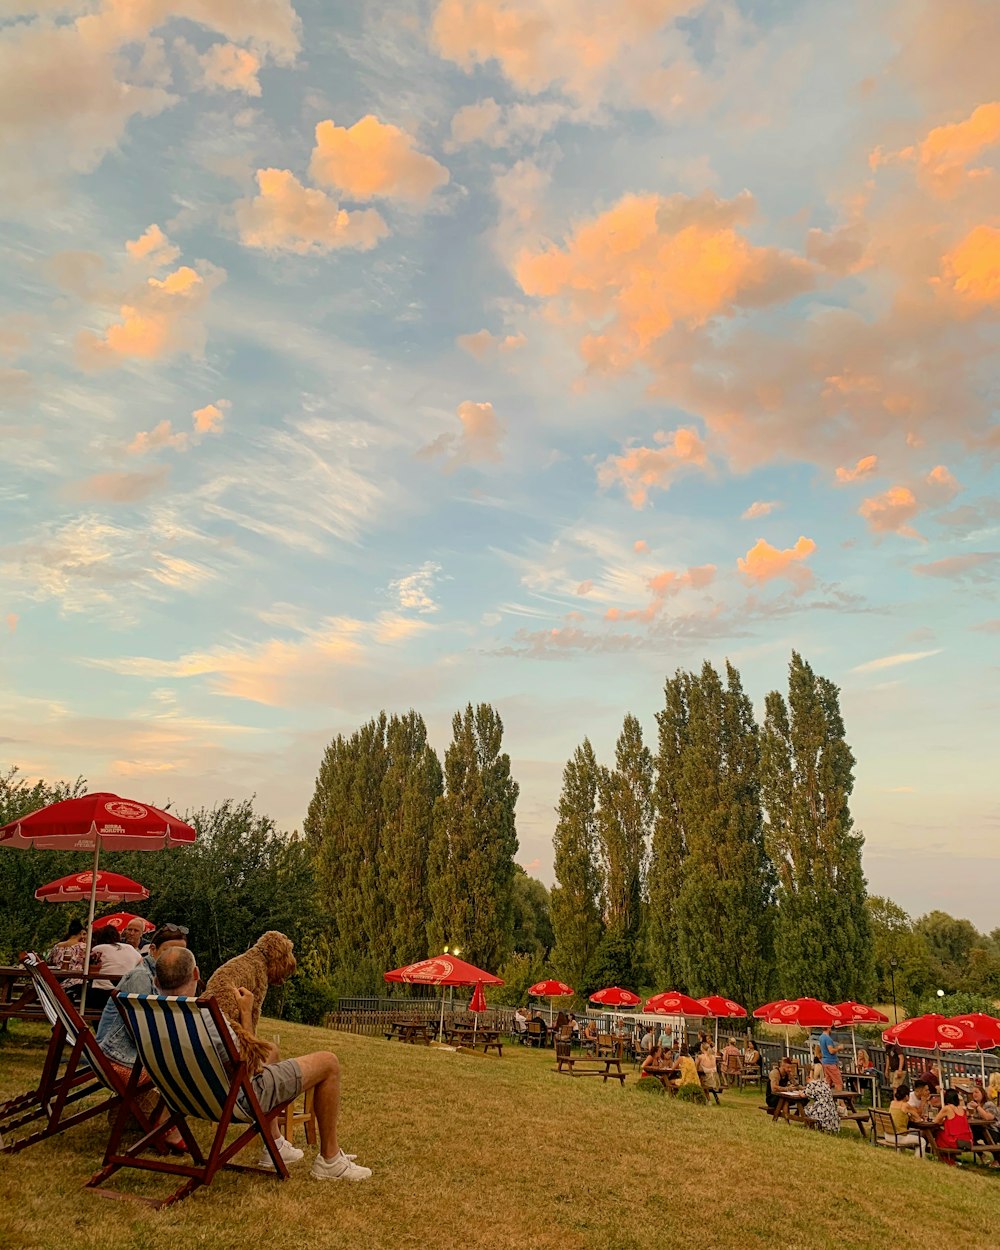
[154,947,371,1182]
[818,1024,843,1089]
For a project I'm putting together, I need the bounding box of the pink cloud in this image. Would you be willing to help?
[125,224,179,266]
[309,116,449,203]
[939,224,1000,304]
[912,552,999,581]
[598,427,708,508]
[66,466,170,504]
[127,419,189,455]
[835,454,879,484]
[193,399,230,436]
[738,536,816,589]
[605,563,716,622]
[633,540,649,553]
[858,486,922,538]
[5,613,17,635]
[741,500,781,519]
[418,400,504,470]
[199,42,262,96]
[456,328,525,358]
[236,168,388,254]
[576,580,593,595]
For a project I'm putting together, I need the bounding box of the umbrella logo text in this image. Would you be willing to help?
[105,801,148,820]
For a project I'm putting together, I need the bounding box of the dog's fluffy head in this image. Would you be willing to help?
[255,931,296,984]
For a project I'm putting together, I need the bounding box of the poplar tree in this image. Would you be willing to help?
[648,673,690,986]
[427,703,519,970]
[304,715,389,989]
[595,715,652,955]
[761,652,874,1001]
[673,661,774,1004]
[379,711,443,968]
[550,739,604,989]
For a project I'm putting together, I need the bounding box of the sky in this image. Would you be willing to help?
[1,0,998,930]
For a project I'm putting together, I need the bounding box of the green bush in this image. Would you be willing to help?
[676,1083,707,1105]
[635,1077,665,1096]
[279,973,340,1025]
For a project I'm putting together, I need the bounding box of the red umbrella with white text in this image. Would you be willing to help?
[1,792,195,1009]
[835,1001,889,1068]
[529,978,574,1024]
[35,871,149,905]
[698,995,747,1047]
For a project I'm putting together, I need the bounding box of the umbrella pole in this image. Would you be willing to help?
[78,838,101,1014]
[852,1025,858,1071]
[439,988,446,1039]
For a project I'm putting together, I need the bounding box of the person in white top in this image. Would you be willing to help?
[88,923,142,1011]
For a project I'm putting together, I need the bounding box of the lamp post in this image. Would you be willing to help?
[889,957,898,1025]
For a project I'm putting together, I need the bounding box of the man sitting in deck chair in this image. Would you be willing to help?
[155,948,371,1182]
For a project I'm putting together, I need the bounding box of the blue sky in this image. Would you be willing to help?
[1,0,997,927]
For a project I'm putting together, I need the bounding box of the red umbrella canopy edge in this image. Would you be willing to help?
[94,913,155,934]
[383,955,504,987]
[835,1001,889,1024]
[765,998,844,1028]
[35,871,149,904]
[753,999,789,1019]
[882,1014,994,1051]
[697,995,747,1018]
[950,1013,1000,1046]
[645,991,713,1016]
[589,986,641,1007]
[0,792,196,851]
[528,980,574,997]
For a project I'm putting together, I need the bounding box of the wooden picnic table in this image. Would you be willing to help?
[909,1115,1000,1164]
[383,1019,431,1044]
[447,1026,503,1055]
[555,1055,626,1084]
[0,965,116,1028]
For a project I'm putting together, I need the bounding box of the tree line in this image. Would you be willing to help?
[2,650,997,1021]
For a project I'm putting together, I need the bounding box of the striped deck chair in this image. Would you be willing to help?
[1,953,154,1154]
[87,993,292,1207]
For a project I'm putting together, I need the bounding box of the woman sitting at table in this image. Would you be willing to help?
[87,923,142,1013]
[965,1086,1000,1153]
[674,1045,707,1100]
[886,1083,927,1156]
[742,1040,762,1076]
[804,1070,841,1134]
[932,1089,973,1164]
[856,1047,876,1075]
[640,1044,670,1078]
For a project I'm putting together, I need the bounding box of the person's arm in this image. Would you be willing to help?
[232,986,256,1035]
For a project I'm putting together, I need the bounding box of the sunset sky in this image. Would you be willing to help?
[1,1,997,929]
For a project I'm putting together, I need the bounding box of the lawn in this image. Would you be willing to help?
[0,1017,994,1250]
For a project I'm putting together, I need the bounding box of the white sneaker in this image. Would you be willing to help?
[310,1150,372,1181]
[258,1134,305,1169]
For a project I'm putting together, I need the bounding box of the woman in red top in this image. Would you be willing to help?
[932,1089,972,1164]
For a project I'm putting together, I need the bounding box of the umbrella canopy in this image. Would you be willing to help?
[1,792,195,1011]
[753,999,789,1019]
[589,986,641,1007]
[93,912,155,934]
[35,871,149,905]
[882,1014,994,1051]
[835,1001,889,1025]
[645,991,713,1017]
[384,955,503,988]
[764,998,844,1028]
[697,996,747,1018]
[951,1013,1000,1047]
[0,792,196,851]
[528,979,574,997]
[469,982,487,1013]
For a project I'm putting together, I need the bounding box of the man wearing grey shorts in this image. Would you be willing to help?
[154,947,371,1181]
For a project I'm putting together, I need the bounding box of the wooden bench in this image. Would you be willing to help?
[839,1110,870,1138]
[555,1057,626,1085]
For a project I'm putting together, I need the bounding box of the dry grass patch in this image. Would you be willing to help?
[0,1018,993,1250]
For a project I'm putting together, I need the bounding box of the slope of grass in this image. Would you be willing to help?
[0,1017,993,1250]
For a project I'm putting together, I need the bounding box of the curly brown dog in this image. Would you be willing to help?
[205,931,296,1072]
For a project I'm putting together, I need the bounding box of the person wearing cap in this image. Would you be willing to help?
[95,924,190,1071]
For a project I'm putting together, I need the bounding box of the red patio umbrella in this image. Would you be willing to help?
[469,980,487,1044]
[528,978,574,1024]
[698,995,747,1046]
[645,991,713,1017]
[753,999,789,1019]
[93,912,156,934]
[35,871,149,905]
[1,792,195,1009]
[951,1014,1000,1083]
[835,1001,890,1068]
[883,1014,996,1091]
[762,998,843,1058]
[589,986,641,1008]
[384,954,504,1035]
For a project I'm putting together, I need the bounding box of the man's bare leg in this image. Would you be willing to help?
[295,1051,341,1159]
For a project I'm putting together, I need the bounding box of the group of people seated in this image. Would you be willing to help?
[884,1080,1000,1162]
[47,916,154,1010]
[639,1039,725,1102]
[47,917,371,1181]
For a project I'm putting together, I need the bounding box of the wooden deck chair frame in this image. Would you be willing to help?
[869,1108,920,1153]
[87,993,293,1208]
[0,952,155,1155]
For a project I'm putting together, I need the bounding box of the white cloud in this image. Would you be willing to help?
[851,649,942,673]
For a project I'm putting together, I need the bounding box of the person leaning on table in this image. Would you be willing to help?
[766,1055,798,1109]
[886,1083,927,1157]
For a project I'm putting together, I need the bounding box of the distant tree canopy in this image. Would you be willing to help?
[4,652,993,1016]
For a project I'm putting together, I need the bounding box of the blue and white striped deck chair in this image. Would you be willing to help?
[1,953,151,1154]
[87,993,290,1207]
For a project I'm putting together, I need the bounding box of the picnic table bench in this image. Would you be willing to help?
[446,1026,503,1056]
[0,965,116,1028]
[384,1019,431,1044]
[761,1089,868,1136]
[554,1055,626,1085]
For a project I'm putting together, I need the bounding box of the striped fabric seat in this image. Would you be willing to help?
[29,965,117,1094]
[87,992,291,1207]
[115,993,252,1123]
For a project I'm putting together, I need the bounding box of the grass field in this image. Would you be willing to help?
[1,1018,994,1250]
